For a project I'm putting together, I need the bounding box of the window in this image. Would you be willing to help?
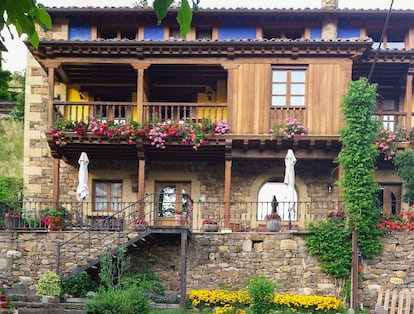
[196,27,212,40]
[257,181,297,221]
[93,181,122,211]
[271,69,306,107]
[369,30,406,49]
[263,28,303,40]
[376,97,399,131]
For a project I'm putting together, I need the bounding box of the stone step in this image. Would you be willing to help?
[14,301,84,314]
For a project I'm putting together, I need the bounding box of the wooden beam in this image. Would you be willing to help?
[405,72,413,131]
[47,66,56,126]
[224,140,232,229]
[52,158,60,207]
[179,230,187,310]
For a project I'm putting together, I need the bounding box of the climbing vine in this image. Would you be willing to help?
[306,78,384,280]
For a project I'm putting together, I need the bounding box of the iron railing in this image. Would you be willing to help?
[0,198,345,232]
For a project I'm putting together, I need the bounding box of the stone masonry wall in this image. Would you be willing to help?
[0,230,412,309]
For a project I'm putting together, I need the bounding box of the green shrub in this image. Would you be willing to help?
[36,271,61,297]
[121,269,165,295]
[84,287,150,314]
[246,275,276,314]
[62,272,98,298]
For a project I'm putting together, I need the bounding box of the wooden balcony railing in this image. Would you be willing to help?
[143,102,228,122]
[270,106,306,129]
[53,101,228,125]
[375,112,408,133]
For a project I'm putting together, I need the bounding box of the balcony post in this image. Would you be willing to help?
[222,64,239,128]
[224,139,233,228]
[405,71,413,131]
[132,63,150,124]
[45,62,59,126]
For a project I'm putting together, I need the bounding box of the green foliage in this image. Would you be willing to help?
[61,272,98,298]
[121,269,165,295]
[35,271,61,297]
[0,177,23,223]
[0,0,52,48]
[0,70,11,100]
[338,77,383,258]
[305,78,384,297]
[246,275,276,314]
[0,120,24,178]
[84,286,150,314]
[0,177,23,201]
[393,148,414,204]
[153,0,199,37]
[11,72,25,122]
[306,219,352,278]
[99,245,130,289]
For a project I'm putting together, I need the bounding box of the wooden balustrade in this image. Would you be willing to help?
[53,101,228,124]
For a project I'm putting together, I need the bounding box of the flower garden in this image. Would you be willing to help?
[187,289,345,314]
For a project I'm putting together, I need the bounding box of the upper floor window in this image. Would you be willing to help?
[369,30,406,49]
[93,180,122,211]
[271,68,306,107]
[263,28,303,40]
[376,97,399,131]
[196,27,212,40]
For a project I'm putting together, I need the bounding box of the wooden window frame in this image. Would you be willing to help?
[271,67,307,108]
[92,180,123,212]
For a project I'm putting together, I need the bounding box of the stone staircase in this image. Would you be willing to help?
[6,289,84,314]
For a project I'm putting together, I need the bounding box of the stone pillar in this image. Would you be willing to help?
[321,0,338,40]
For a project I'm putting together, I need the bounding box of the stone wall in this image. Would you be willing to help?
[0,230,412,308]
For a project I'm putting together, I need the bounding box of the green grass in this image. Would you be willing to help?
[0,119,23,177]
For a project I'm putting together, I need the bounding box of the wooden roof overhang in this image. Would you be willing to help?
[27,39,372,85]
[352,49,414,87]
[29,38,372,60]
[46,133,341,165]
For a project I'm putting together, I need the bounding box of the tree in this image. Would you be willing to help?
[0,0,52,48]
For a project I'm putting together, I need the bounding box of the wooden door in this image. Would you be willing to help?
[155,182,191,217]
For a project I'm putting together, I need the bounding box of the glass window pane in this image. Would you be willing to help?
[291,71,305,82]
[160,186,177,217]
[95,183,107,211]
[272,70,287,82]
[290,96,305,106]
[272,84,286,95]
[272,96,286,106]
[290,84,305,95]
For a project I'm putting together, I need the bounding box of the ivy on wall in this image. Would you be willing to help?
[306,78,384,280]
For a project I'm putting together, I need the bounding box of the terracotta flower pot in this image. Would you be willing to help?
[266,219,281,232]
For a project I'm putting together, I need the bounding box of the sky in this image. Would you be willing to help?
[2,0,414,72]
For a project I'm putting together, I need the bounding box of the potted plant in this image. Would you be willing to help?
[36,271,62,303]
[202,218,219,232]
[133,218,148,231]
[3,210,22,230]
[265,212,281,232]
